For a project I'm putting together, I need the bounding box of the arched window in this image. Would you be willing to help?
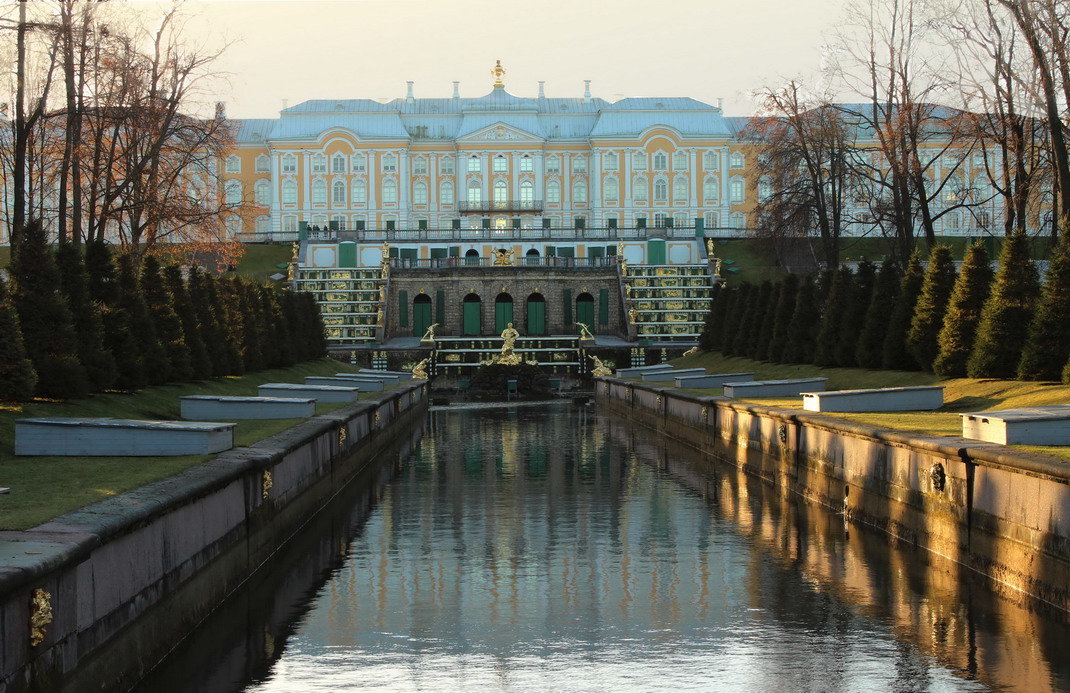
[282,215,297,233]
[546,179,561,204]
[440,157,455,174]
[468,156,481,173]
[526,292,546,335]
[224,180,242,205]
[311,179,327,204]
[382,153,397,172]
[673,176,688,202]
[440,180,454,205]
[188,175,205,202]
[225,155,241,173]
[331,214,346,229]
[414,181,428,205]
[494,180,508,204]
[255,215,270,234]
[311,154,327,173]
[945,176,965,202]
[493,155,507,173]
[351,153,366,172]
[413,157,428,175]
[945,212,961,231]
[703,151,719,170]
[604,152,619,170]
[351,179,366,204]
[461,292,481,333]
[467,179,481,204]
[225,216,241,236]
[382,179,398,204]
[653,151,668,171]
[672,151,688,170]
[730,151,744,169]
[546,156,560,174]
[572,180,587,204]
[758,176,773,202]
[730,211,745,229]
[633,151,648,170]
[519,179,534,204]
[704,211,719,228]
[730,177,744,203]
[654,179,668,202]
[255,154,270,173]
[704,176,719,203]
[332,180,346,205]
[254,179,270,205]
[604,177,619,203]
[633,177,648,202]
[520,155,533,172]
[281,154,296,173]
[282,179,297,204]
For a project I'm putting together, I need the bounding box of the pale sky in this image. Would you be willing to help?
[132,0,849,119]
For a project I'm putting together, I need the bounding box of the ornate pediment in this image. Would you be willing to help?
[458,121,543,143]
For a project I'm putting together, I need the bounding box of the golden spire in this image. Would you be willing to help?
[490,59,506,88]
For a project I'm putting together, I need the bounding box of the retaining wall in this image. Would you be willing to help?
[596,377,1070,613]
[0,381,429,692]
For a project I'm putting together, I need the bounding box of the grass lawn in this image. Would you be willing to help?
[234,243,292,282]
[661,351,1070,463]
[0,358,376,530]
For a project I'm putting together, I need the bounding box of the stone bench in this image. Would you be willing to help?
[640,368,706,382]
[962,406,1070,445]
[257,383,361,403]
[724,378,829,398]
[802,386,944,413]
[336,373,400,387]
[675,372,756,388]
[358,369,412,382]
[617,364,674,378]
[180,396,316,420]
[306,376,385,392]
[15,418,235,456]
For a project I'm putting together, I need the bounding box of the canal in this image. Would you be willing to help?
[136,403,1070,692]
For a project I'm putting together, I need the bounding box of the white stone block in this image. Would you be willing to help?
[307,376,385,391]
[617,364,674,378]
[357,369,412,382]
[339,372,401,386]
[961,406,1070,445]
[257,383,360,403]
[640,368,706,382]
[674,372,755,388]
[724,378,829,398]
[15,418,235,456]
[180,396,316,420]
[802,386,944,413]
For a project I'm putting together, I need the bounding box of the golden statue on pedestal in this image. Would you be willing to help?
[628,307,639,324]
[683,346,700,357]
[494,322,523,365]
[420,322,439,343]
[706,238,715,256]
[589,355,612,377]
[376,307,384,326]
[491,59,506,88]
[577,322,595,341]
[411,358,430,380]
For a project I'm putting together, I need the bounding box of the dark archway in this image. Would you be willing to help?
[576,292,594,330]
[525,248,540,266]
[526,293,546,335]
[494,293,514,334]
[412,294,432,337]
[464,248,480,266]
[462,293,482,335]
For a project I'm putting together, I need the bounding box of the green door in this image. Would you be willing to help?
[495,295,514,334]
[413,297,432,337]
[576,294,595,328]
[526,296,546,335]
[463,297,481,335]
[647,239,666,265]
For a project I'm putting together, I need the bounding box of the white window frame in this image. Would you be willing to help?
[332,179,346,206]
[382,179,398,204]
[254,179,271,206]
[440,180,454,205]
[351,153,366,172]
[572,179,587,203]
[467,156,481,173]
[440,157,455,174]
[382,153,397,173]
[653,151,668,171]
[414,181,428,205]
[673,176,688,202]
[311,178,327,205]
[730,151,744,169]
[281,154,297,173]
[282,179,297,205]
[672,151,688,171]
[604,177,619,203]
[225,155,241,174]
[311,153,327,173]
[413,157,428,175]
[255,154,270,173]
[351,179,367,204]
[546,179,561,204]
[654,178,668,203]
[493,155,507,173]
[520,155,533,172]
[633,151,648,171]
[331,153,347,174]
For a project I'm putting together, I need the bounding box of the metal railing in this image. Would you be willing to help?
[388,256,620,270]
[457,199,545,214]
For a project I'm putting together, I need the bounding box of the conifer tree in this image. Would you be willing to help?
[715,286,741,352]
[699,284,726,352]
[835,260,875,367]
[55,243,117,391]
[752,280,780,360]
[742,281,774,359]
[300,292,327,358]
[933,243,993,377]
[230,279,264,372]
[141,255,192,382]
[882,250,925,370]
[907,246,958,371]
[187,267,230,377]
[765,273,799,362]
[10,221,88,398]
[856,260,901,368]
[0,277,37,400]
[781,275,821,363]
[814,266,854,366]
[719,284,750,354]
[281,292,308,363]
[261,286,293,367]
[1018,238,1070,380]
[967,233,1040,378]
[728,283,760,356]
[204,273,244,375]
[84,241,146,390]
[85,239,118,306]
[165,265,212,379]
[117,254,171,386]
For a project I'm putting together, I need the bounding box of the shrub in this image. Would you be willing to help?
[855,260,901,368]
[882,250,925,371]
[165,265,212,380]
[142,256,192,382]
[967,232,1039,378]
[117,254,171,386]
[835,260,875,367]
[782,275,820,364]
[1018,237,1070,380]
[55,243,117,391]
[0,277,37,400]
[907,246,958,371]
[933,243,993,377]
[814,266,854,367]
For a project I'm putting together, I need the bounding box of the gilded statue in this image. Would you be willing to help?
[628,307,639,324]
[378,285,386,302]
[286,263,295,281]
[376,307,384,326]
[683,346,699,357]
[589,355,612,377]
[420,322,439,343]
[491,59,506,88]
[494,322,522,365]
[577,322,595,341]
[706,238,715,256]
[290,241,300,261]
[411,358,430,380]
[493,248,515,266]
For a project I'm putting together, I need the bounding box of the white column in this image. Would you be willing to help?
[270,149,281,232]
[367,151,377,214]
[399,149,409,227]
[590,150,601,221]
[302,152,311,221]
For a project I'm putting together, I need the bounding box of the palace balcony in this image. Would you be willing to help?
[457,199,544,214]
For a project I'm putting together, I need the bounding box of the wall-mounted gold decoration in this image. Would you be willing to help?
[29,588,52,647]
[262,470,273,499]
[656,395,663,408]
[701,406,709,421]
[338,426,347,447]
[373,411,382,426]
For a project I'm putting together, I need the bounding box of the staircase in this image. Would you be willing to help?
[292,267,386,346]
[623,264,715,343]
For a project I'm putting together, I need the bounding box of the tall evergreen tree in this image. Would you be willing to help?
[117,254,171,386]
[752,280,780,360]
[0,277,37,400]
[720,283,752,354]
[281,291,309,363]
[907,246,958,371]
[968,233,1040,378]
[699,283,725,352]
[141,255,193,382]
[84,241,146,390]
[933,243,993,377]
[188,267,230,377]
[882,250,925,371]
[765,274,799,363]
[85,239,118,306]
[728,283,760,356]
[813,266,854,367]
[743,281,774,359]
[300,292,328,358]
[204,273,244,375]
[1018,238,1070,380]
[10,221,88,398]
[165,265,212,380]
[835,260,876,367]
[230,279,264,372]
[781,275,821,363]
[261,286,293,367]
[715,286,742,352]
[55,243,117,391]
[856,260,901,368]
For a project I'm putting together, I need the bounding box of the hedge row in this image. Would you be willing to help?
[701,233,1070,382]
[0,220,326,401]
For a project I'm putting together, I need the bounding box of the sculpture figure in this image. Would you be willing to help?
[577,322,595,341]
[494,322,522,365]
[420,322,439,343]
[411,358,430,380]
[628,307,639,324]
[683,346,699,357]
[493,248,514,266]
[376,307,384,326]
[589,355,612,377]
[706,238,715,256]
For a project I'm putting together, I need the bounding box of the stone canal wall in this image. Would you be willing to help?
[0,381,429,692]
[597,377,1070,613]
